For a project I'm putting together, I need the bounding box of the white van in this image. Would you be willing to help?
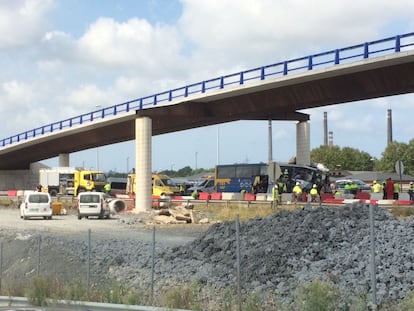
[77,192,111,219]
[20,191,52,220]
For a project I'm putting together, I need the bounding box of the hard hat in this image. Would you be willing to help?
[373,180,377,184]
[274,185,278,188]
[411,182,413,185]
[296,182,300,186]
[313,184,317,188]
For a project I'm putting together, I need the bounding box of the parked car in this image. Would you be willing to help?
[77,192,111,219]
[187,178,215,194]
[20,191,52,220]
[335,179,371,191]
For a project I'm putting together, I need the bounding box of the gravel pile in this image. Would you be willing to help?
[4,202,414,307]
[111,202,414,305]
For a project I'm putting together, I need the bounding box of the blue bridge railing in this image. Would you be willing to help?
[1,32,414,148]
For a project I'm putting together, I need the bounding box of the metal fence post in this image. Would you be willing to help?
[0,242,2,293]
[37,235,41,276]
[235,215,241,311]
[369,204,377,308]
[151,225,155,305]
[87,229,91,289]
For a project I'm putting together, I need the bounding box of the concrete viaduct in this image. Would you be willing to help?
[1,33,414,210]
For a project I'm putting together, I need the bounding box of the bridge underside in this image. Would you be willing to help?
[1,52,414,169]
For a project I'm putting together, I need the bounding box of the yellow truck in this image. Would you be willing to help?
[39,167,107,196]
[126,173,180,196]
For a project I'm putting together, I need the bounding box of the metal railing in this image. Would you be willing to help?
[0,296,193,311]
[1,32,413,148]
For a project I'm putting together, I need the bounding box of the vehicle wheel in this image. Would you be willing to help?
[49,216,52,220]
[23,215,28,220]
[43,216,47,220]
[77,214,82,220]
[85,216,89,219]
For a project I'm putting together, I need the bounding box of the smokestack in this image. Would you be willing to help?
[323,112,328,145]
[328,131,333,146]
[387,109,393,145]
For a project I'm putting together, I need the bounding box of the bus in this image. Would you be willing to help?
[215,162,329,194]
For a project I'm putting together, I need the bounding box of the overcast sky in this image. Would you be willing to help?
[0,0,414,173]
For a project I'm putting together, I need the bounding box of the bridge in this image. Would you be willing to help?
[1,32,414,210]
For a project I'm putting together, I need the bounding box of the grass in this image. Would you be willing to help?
[2,276,413,310]
[389,205,414,218]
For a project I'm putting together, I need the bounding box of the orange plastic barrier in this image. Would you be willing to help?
[198,192,211,200]
[210,192,222,200]
[7,190,17,196]
[243,193,256,201]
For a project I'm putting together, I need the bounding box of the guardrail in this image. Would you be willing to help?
[1,32,414,148]
[0,296,193,311]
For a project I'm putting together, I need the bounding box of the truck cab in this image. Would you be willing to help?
[152,174,180,196]
[126,173,180,196]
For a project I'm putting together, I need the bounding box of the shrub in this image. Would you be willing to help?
[26,276,52,306]
[293,279,341,311]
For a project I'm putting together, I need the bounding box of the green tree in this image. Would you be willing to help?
[310,145,342,171]
[311,145,374,171]
[377,141,414,175]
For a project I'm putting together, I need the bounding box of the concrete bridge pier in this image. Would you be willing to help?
[296,121,310,165]
[134,116,152,212]
[58,153,70,167]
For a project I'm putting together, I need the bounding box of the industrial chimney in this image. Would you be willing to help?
[387,109,393,145]
[328,131,333,146]
[323,112,328,145]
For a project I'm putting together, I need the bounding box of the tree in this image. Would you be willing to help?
[310,145,342,171]
[376,141,414,175]
[311,145,374,171]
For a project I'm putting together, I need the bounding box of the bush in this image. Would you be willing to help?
[398,290,414,311]
[26,277,52,306]
[293,279,341,311]
[163,285,201,310]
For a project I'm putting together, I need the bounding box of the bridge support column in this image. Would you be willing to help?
[296,121,310,165]
[58,153,70,167]
[134,116,152,212]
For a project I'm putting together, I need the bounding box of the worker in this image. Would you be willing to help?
[191,189,199,199]
[350,180,359,195]
[179,183,185,195]
[372,180,381,193]
[277,177,287,194]
[309,184,319,203]
[292,182,302,203]
[344,181,351,194]
[393,180,400,200]
[408,182,414,202]
[272,184,280,207]
[104,182,111,195]
[385,178,394,199]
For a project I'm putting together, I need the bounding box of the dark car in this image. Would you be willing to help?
[335,179,371,191]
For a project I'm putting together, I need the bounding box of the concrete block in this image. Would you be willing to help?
[399,193,410,200]
[221,192,243,200]
[281,193,292,203]
[255,193,268,201]
[370,192,383,200]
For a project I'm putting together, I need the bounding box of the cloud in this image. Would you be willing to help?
[178,0,414,71]
[0,0,53,48]
[1,0,414,169]
[76,17,183,73]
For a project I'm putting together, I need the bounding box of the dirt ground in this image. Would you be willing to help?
[0,206,211,289]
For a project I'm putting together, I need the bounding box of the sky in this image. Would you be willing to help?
[0,0,414,173]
